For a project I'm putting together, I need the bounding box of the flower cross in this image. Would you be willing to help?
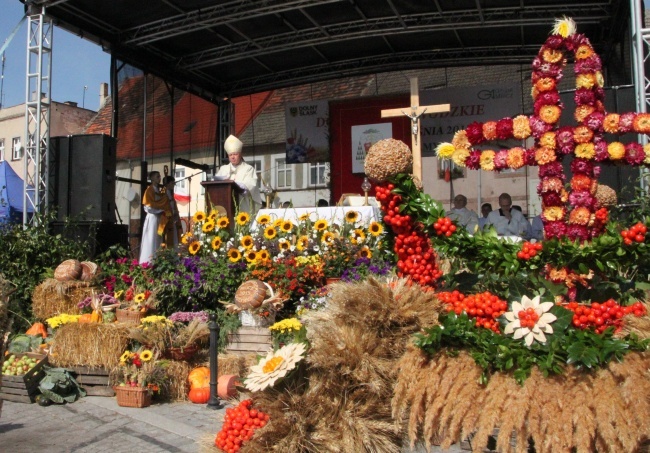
[436,17,650,241]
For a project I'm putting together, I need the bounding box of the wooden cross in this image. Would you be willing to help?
[381,78,450,181]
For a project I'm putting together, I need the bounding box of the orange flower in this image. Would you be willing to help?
[644,143,650,164]
[575,44,594,59]
[576,73,596,89]
[542,48,564,63]
[539,105,561,124]
[452,148,470,167]
[603,114,620,133]
[452,130,470,149]
[506,147,525,170]
[573,126,593,144]
[574,105,595,124]
[540,177,564,193]
[482,122,498,140]
[512,115,531,139]
[535,77,556,92]
[539,132,556,149]
[607,142,625,160]
[569,207,591,226]
[542,206,566,221]
[574,143,595,160]
[479,150,496,171]
[570,175,594,192]
[633,113,650,134]
[535,146,556,165]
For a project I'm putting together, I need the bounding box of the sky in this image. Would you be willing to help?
[0,0,109,112]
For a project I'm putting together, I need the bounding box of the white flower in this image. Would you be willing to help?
[503,295,557,347]
[245,343,306,392]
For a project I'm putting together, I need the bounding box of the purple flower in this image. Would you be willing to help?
[569,190,596,208]
[538,161,564,179]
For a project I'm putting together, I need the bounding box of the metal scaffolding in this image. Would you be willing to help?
[631,0,649,189]
[23,6,53,226]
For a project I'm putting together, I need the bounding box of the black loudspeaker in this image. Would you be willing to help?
[50,221,129,258]
[50,134,116,222]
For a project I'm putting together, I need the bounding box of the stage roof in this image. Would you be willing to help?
[32,0,629,103]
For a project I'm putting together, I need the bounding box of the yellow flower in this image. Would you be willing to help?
[245,250,258,263]
[193,211,206,222]
[569,207,591,226]
[181,233,192,245]
[256,214,271,225]
[451,148,470,167]
[236,212,250,226]
[369,221,383,236]
[119,351,131,364]
[280,220,294,233]
[140,350,154,362]
[264,226,277,240]
[140,315,169,325]
[479,150,496,171]
[608,142,625,160]
[539,132,556,150]
[321,231,336,244]
[228,248,242,262]
[576,73,596,90]
[451,130,470,149]
[539,105,561,124]
[211,236,222,250]
[202,221,215,232]
[135,293,146,303]
[358,246,372,259]
[552,17,576,38]
[575,143,595,159]
[575,44,594,60]
[542,206,566,222]
[189,241,201,255]
[314,219,328,231]
[257,250,270,261]
[296,235,309,251]
[603,114,620,134]
[114,290,124,300]
[345,210,359,223]
[299,213,310,221]
[208,210,218,221]
[535,146,556,165]
[435,142,455,158]
[240,235,254,249]
[217,216,229,229]
[512,115,532,139]
[269,318,302,332]
[350,228,366,244]
[278,238,291,251]
[644,143,650,164]
[273,218,284,228]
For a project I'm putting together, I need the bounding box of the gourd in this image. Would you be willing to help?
[234,279,273,310]
[78,313,93,323]
[89,292,103,323]
[187,366,210,389]
[54,259,82,281]
[80,261,100,282]
[26,322,48,338]
[188,387,210,404]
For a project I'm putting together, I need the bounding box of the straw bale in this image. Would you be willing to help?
[49,323,130,368]
[32,278,96,320]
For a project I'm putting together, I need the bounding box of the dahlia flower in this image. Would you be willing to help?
[504,295,557,347]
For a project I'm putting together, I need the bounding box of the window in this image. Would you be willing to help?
[249,160,262,189]
[0,139,4,162]
[309,162,327,187]
[174,167,186,190]
[275,159,292,189]
[12,137,22,160]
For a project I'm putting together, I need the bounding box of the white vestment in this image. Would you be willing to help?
[446,207,479,233]
[215,161,262,214]
[139,186,163,264]
[486,208,529,237]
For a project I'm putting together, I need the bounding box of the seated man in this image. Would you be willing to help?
[486,193,529,237]
[446,194,479,233]
[478,202,492,230]
[530,215,544,241]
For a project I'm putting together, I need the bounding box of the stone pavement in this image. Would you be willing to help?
[0,397,466,452]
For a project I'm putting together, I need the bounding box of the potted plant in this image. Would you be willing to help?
[113,348,167,407]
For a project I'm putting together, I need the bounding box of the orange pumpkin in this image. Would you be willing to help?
[78,313,93,323]
[188,366,210,389]
[188,387,210,404]
[26,322,48,338]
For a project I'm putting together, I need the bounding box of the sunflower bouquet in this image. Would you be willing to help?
[116,347,165,390]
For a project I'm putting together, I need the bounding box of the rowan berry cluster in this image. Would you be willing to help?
[433,217,457,237]
[565,299,647,334]
[516,241,542,260]
[620,222,647,246]
[215,399,269,453]
[376,184,442,286]
[437,290,508,333]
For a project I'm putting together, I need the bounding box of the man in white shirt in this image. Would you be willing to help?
[486,193,529,237]
[215,135,262,214]
[446,194,479,233]
[478,202,492,230]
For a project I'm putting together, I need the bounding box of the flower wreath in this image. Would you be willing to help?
[436,17,650,242]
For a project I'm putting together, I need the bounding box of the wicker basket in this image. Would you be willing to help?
[113,386,152,408]
[165,345,198,361]
[115,309,146,325]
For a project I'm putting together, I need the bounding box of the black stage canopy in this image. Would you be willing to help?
[28,0,629,103]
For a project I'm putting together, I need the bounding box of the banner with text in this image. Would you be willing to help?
[285,100,330,164]
[420,84,522,156]
[350,123,393,174]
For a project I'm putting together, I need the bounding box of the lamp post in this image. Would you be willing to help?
[206,313,223,409]
[82,85,87,108]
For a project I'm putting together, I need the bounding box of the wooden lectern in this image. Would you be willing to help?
[200,180,242,228]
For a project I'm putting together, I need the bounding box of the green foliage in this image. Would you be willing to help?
[210,309,242,353]
[414,311,649,385]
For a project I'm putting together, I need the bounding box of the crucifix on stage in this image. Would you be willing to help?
[381,78,450,181]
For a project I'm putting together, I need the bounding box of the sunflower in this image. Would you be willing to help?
[211,236,222,250]
[217,216,229,229]
[607,142,625,160]
[135,293,146,303]
[479,150,496,171]
[358,246,372,259]
[227,248,242,263]
[236,212,250,226]
[208,210,218,221]
[189,241,201,255]
[278,238,291,251]
[539,105,561,124]
[273,218,284,228]
[257,250,270,261]
[264,226,277,240]
[245,250,258,263]
[181,232,193,245]
[192,211,206,222]
[120,351,132,364]
[140,350,154,362]
[256,214,271,225]
[368,221,383,236]
[350,228,366,244]
[296,235,309,251]
[321,231,336,244]
[280,220,294,233]
[345,210,359,223]
[202,220,216,233]
[314,219,328,231]
[240,235,254,249]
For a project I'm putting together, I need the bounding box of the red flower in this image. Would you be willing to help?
[625,142,645,165]
[495,118,513,140]
[465,122,485,145]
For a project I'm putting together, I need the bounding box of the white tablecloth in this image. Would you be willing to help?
[253,206,381,228]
